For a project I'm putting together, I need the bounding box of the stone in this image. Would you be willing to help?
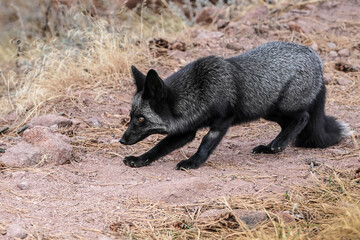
[7,223,27,239]
[0,142,42,167]
[196,7,216,24]
[199,209,268,228]
[28,114,72,128]
[323,75,331,84]
[86,117,102,127]
[17,181,29,190]
[311,43,319,51]
[338,48,350,57]
[226,43,244,51]
[336,78,352,85]
[23,126,72,165]
[329,51,338,58]
[327,42,337,49]
[0,126,72,167]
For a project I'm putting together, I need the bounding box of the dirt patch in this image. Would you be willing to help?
[1,0,360,239]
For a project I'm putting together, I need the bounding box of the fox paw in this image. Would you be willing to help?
[176,160,200,170]
[252,145,275,154]
[123,156,150,168]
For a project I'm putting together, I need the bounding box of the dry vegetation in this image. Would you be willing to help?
[0,0,360,239]
[0,0,187,118]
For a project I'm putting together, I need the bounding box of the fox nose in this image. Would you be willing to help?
[119,138,126,144]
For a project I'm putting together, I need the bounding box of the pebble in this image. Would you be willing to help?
[86,117,102,127]
[7,223,28,239]
[323,75,331,84]
[337,78,352,85]
[311,43,319,51]
[327,42,337,49]
[226,43,244,51]
[338,48,350,57]
[329,51,338,58]
[17,181,29,190]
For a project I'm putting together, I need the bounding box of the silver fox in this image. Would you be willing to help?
[120,41,348,170]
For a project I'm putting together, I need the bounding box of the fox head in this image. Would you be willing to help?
[120,66,171,145]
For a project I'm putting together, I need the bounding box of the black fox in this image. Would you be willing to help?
[120,41,348,170]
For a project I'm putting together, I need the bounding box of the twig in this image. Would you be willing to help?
[16,125,28,134]
[0,126,9,134]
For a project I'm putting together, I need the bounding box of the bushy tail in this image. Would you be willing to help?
[295,84,349,148]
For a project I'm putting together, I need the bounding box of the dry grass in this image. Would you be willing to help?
[109,168,360,240]
[0,1,186,118]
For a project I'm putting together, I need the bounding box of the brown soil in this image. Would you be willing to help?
[1,1,360,239]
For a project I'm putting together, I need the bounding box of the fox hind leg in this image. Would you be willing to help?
[252,111,309,154]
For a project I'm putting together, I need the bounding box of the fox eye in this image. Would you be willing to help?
[138,117,145,123]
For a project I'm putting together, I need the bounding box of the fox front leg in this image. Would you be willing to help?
[123,131,196,168]
[176,117,234,170]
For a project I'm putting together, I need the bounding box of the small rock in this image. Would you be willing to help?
[336,78,352,85]
[199,209,267,228]
[0,142,42,167]
[87,117,102,127]
[323,75,331,84]
[226,43,244,51]
[311,43,319,51]
[329,51,338,58]
[196,7,217,24]
[327,42,337,49]
[28,114,72,128]
[7,223,27,239]
[0,126,72,167]
[338,48,350,57]
[17,181,29,190]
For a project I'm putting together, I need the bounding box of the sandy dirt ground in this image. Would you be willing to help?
[1,0,360,239]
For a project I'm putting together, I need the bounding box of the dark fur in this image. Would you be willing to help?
[120,41,348,170]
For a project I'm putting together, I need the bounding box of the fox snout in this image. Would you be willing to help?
[119,130,136,145]
[119,138,127,145]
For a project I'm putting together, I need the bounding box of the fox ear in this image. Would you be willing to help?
[131,65,146,93]
[143,69,166,101]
